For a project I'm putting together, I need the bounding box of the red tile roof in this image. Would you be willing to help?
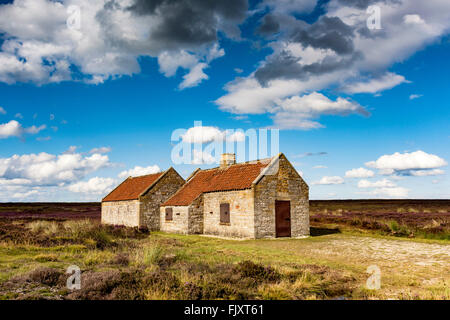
[163,158,272,206]
[102,172,165,202]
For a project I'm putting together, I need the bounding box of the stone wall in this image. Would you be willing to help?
[188,196,204,234]
[140,168,185,230]
[254,154,309,238]
[203,189,255,238]
[101,200,140,227]
[160,205,190,234]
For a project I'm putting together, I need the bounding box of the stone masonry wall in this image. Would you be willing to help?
[101,200,140,227]
[254,155,309,238]
[203,189,255,238]
[188,196,204,234]
[160,205,190,234]
[140,168,185,230]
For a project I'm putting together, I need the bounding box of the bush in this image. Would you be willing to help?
[235,260,280,282]
[27,267,63,286]
[111,253,129,266]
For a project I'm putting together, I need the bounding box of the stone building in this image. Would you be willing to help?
[101,168,184,230]
[160,153,309,239]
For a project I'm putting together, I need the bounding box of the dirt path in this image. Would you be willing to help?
[307,235,450,267]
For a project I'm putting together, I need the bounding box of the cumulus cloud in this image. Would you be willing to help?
[345,167,375,178]
[272,92,369,129]
[118,165,161,179]
[181,125,246,144]
[358,178,396,188]
[216,0,450,125]
[0,107,6,114]
[68,177,116,194]
[0,120,46,139]
[157,44,224,89]
[0,0,244,87]
[342,72,410,94]
[178,62,209,89]
[312,176,344,185]
[218,90,369,130]
[0,150,110,186]
[365,150,447,176]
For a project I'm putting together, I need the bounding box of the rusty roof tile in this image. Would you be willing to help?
[163,158,272,206]
[102,172,165,202]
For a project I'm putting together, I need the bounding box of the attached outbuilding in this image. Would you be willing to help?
[101,168,184,230]
[160,153,309,239]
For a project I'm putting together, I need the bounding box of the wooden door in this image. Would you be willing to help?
[275,200,291,237]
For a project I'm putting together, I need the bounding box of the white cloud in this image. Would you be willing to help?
[0,106,5,114]
[12,190,38,199]
[408,169,445,176]
[15,113,23,119]
[157,50,199,77]
[178,63,209,90]
[409,94,423,100]
[181,125,246,144]
[358,178,396,188]
[404,14,426,25]
[312,176,344,185]
[0,0,230,87]
[366,187,409,198]
[68,177,116,195]
[217,0,450,125]
[313,165,327,169]
[275,91,369,129]
[24,124,46,134]
[342,73,410,94]
[0,120,46,139]
[345,167,375,178]
[0,150,110,186]
[365,150,447,176]
[219,90,369,130]
[0,120,22,138]
[118,165,161,179]
[89,146,111,154]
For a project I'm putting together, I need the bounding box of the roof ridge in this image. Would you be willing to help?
[129,171,163,179]
[162,157,274,207]
[194,156,274,172]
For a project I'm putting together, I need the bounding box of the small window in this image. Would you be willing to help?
[220,203,230,224]
[165,208,173,221]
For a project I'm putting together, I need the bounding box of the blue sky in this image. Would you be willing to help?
[0,0,449,201]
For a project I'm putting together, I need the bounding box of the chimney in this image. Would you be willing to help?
[220,153,236,168]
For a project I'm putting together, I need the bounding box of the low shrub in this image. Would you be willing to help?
[26,267,64,286]
[235,260,280,282]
